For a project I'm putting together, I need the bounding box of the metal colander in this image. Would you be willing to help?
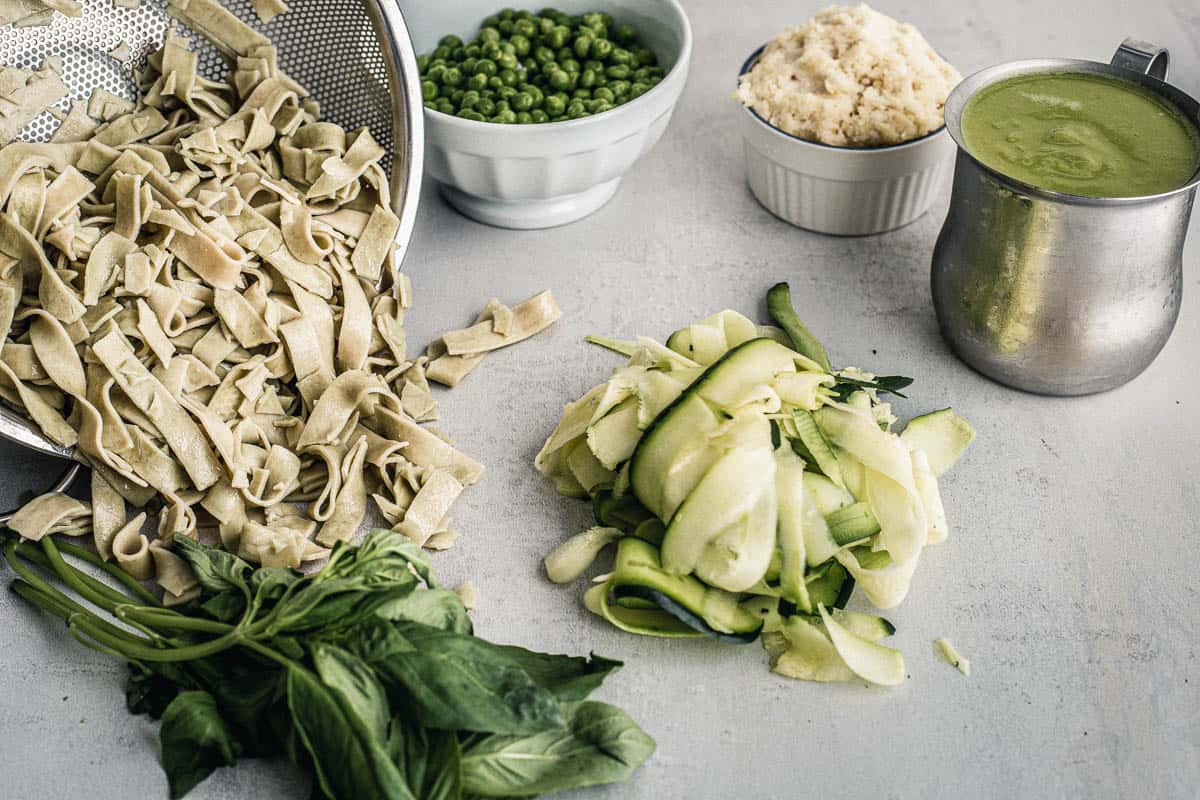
[0,0,424,478]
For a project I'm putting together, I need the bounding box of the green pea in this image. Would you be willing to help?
[512,92,534,111]
[610,79,630,97]
[423,99,437,110]
[556,46,573,62]
[547,26,570,49]
[498,19,514,34]
[544,94,566,116]
[534,46,556,64]
[515,111,533,123]
[573,88,592,99]
[606,64,630,80]
[427,63,447,82]
[574,34,593,58]
[421,80,438,99]
[468,73,488,91]
[466,43,482,57]
[458,109,485,121]
[510,34,531,57]
[450,88,465,103]
[442,67,463,86]
[477,96,496,116]
[583,59,603,73]
[610,47,633,66]
[482,14,500,27]
[614,23,636,44]
[522,57,538,72]
[629,82,649,98]
[432,45,452,61]
[549,69,571,90]
[593,86,614,103]
[475,58,498,77]
[498,68,518,87]
[494,99,511,113]
[514,9,533,20]
[451,46,466,61]
[493,109,517,123]
[590,38,613,59]
[495,52,516,70]
[561,58,580,74]
[460,90,481,109]
[498,85,518,99]
[537,16,555,35]
[566,100,587,118]
[481,40,502,59]
[579,68,596,89]
[636,47,657,66]
[514,18,537,37]
[586,99,612,114]
[486,76,503,90]
[461,57,478,75]
[437,98,455,114]
[531,109,549,123]
[498,7,515,19]
[417,54,432,72]
[526,84,544,105]
[439,34,463,49]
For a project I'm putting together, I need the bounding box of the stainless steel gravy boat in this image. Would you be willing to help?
[931,39,1200,395]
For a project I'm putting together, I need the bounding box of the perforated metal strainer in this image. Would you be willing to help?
[0,0,424,480]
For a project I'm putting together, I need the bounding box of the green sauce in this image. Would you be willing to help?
[961,72,1200,197]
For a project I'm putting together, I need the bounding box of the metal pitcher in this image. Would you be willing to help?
[931,39,1200,395]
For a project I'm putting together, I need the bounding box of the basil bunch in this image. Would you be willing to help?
[2,529,653,799]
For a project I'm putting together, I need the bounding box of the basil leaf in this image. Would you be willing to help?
[460,700,655,797]
[267,577,416,636]
[311,643,390,741]
[158,690,240,799]
[126,666,183,719]
[184,655,288,758]
[322,529,437,588]
[369,622,565,734]
[766,282,832,372]
[171,536,251,595]
[485,648,622,701]
[198,589,246,623]
[286,664,416,800]
[387,717,463,800]
[377,588,473,634]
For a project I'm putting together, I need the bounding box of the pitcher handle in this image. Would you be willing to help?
[1111,38,1169,80]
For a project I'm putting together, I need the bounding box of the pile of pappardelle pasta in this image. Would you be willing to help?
[0,0,559,604]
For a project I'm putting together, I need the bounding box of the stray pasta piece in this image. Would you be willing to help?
[933,638,970,676]
[251,0,288,23]
[454,581,477,611]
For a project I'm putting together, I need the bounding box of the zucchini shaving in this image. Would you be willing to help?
[537,284,974,685]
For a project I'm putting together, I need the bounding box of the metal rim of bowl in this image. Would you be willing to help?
[737,44,948,153]
[373,0,426,260]
[943,57,1200,206]
[420,0,693,131]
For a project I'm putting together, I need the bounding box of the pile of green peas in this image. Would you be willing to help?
[417,8,667,123]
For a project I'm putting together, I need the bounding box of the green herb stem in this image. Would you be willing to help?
[56,538,161,606]
[117,606,234,635]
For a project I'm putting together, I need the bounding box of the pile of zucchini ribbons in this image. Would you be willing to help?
[537,284,974,685]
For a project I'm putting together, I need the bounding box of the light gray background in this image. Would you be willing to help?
[3,1,1199,798]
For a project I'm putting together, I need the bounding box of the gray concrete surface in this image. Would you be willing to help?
[3,0,1199,798]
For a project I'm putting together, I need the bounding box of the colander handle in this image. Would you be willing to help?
[1111,38,1169,81]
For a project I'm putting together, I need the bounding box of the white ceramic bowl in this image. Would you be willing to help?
[738,45,955,236]
[401,0,692,229]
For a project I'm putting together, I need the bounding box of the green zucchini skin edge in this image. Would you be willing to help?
[611,584,762,645]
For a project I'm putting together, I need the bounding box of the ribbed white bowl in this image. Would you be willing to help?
[739,47,955,236]
[402,0,692,229]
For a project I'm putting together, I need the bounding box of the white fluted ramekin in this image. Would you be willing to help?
[402,0,692,229]
[738,45,955,236]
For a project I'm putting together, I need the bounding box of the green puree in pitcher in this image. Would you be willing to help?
[961,72,1200,197]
